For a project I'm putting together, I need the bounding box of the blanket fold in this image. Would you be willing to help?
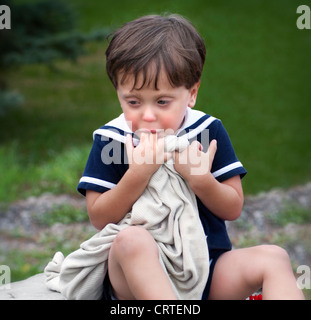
[44,135,209,300]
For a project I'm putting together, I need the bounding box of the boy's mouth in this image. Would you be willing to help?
[138,128,162,134]
[136,128,175,137]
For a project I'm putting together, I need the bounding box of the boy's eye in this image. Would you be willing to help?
[158,100,168,105]
[128,100,139,106]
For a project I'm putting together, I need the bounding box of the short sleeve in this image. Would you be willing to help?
[77,134,128,196]
[208,120,247,182]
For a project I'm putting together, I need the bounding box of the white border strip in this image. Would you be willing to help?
[79,176,117,189]
[212,161,243,178]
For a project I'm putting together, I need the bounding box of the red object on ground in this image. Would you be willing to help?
[248,294,263,300]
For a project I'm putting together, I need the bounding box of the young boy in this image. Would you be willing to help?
[77,14,304,300]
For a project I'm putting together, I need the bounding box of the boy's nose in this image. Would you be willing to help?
[142,107,156,122]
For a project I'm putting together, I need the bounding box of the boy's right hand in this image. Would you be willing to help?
[126,133,172,179]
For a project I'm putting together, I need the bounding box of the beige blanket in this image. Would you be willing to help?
[44,135,209,300]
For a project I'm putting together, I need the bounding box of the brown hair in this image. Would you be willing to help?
[105,14,206,90]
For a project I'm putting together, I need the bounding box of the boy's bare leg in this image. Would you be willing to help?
[108,226,177,300]
[208,245,305,300]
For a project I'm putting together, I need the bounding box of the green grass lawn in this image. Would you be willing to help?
[1,0,310,203]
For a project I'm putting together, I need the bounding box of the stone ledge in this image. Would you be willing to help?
[0,273,65,300]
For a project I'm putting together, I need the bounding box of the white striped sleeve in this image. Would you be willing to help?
[212,161,244,178]
[79,176,117,190]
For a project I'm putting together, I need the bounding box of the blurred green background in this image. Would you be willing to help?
[0,0,310,202]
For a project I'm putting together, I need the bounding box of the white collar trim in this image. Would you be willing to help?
[93,108,217,145]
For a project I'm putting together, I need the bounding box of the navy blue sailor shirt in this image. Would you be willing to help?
[77,108,247,252]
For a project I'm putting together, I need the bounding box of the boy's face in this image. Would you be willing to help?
[116,69,200,136]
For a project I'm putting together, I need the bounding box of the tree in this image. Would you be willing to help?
[0,0,110,115]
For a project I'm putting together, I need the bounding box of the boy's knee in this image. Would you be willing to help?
[113,226,158,259]
[259,244,290,264]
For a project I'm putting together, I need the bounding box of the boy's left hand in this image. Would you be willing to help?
[173,139,217,180]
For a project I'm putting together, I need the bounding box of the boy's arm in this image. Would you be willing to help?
[86,133,172,230]
[190,174,244,221]
[86,169,150,230]
[174,140,244,221]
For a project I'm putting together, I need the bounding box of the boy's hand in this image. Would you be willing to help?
[126,133,172,179]
[173,139,217,181]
